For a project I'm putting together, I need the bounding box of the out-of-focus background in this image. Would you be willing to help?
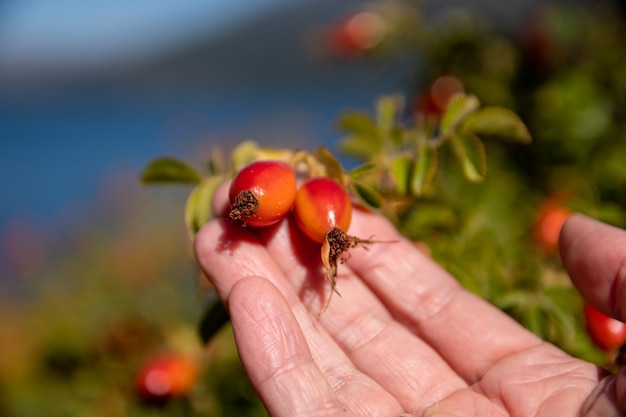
[0,0,529,244]
[3,0,626,415]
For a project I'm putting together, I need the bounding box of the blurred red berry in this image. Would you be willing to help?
[136,353,198,405]
[533,195,573,253]
[331,11,387,57]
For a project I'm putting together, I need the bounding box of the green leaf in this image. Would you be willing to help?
[462,107,532,144]
[495,290,533,311]
[411,144,438,196]
[350,181,384,210]
[338,135,381,159]
[230,140,259,171]
[337,111,380,158]
[314,146,345,182]
[337,111,378,139]
[206,148,226,176]
[198,299,230,345]
[440,94,480,137]
[140,157,202,184]
[450,130,487,182]
[522,305,545,338]
[540,291,576,343]
[185,176,223,238]
[389,156,412,195]
[348,162,378,179]
[376,95,403,135]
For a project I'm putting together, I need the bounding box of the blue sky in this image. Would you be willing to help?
[0,0,308,76]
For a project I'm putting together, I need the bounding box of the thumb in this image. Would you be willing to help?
[559,214,626,321]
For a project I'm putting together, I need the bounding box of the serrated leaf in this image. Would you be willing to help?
[440,94,480,137]
[450,130,487,182]
[184,176,223,238]
[351,181,384,210]
[462,107,532,144]
[140,157,202,184]
[198,299,230,345]
[314,146,344,183]
[411,144,438,196]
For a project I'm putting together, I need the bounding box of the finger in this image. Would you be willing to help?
[229,276,356,417]
[211,180,231,219]
[345,209,542,383]
[194,218,404,416]
[581,366,626,416]
[194,217,282,301]
[559,213,626,320]
[255,215,468,414]
[422,389,505,417]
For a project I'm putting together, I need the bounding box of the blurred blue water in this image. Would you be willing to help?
[0,0,387,234]
[0,78,402,232]
[0,0,535,262]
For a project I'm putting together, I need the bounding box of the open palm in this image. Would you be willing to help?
[195,185,624,416]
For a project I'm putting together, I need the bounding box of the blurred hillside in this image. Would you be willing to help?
[0,0,538,240]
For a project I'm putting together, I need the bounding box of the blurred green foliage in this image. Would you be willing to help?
[4,0,626,415]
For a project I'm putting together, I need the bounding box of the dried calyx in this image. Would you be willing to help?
[319,227,389,314]
[229,190,260,222]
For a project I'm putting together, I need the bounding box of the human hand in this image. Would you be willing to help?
[194,184,622,416]
[560,214,626,416]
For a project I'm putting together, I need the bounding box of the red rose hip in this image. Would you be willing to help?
[229,160,297,227]
[584,303,626,351]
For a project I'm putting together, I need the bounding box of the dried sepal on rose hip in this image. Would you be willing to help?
[294,176,391,314]
[228,160,297,227]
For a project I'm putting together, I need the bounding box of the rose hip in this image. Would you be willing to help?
[294,177,388,313]
[229,160,297,227]
[293,177,352,243]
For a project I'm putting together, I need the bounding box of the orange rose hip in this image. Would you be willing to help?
[294,177,384,314]
[293,177,352,243]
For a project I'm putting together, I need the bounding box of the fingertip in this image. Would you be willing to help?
[559,213,626,320]
[192,181,231,266]
[227,276,307,378]
[558,212,583,257]
[193,218,226,288]
[193,218,219,264]
[229,276,282,310]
